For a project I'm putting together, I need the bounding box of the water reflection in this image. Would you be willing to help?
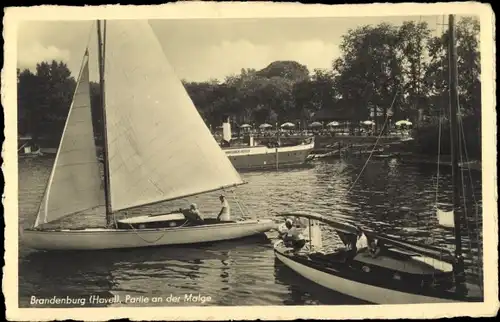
[20,235,273,307]
[20,250,116,307]
[273,257,368,305]
[18,156,483,306]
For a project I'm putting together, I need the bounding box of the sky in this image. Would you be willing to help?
[17,15,446,82]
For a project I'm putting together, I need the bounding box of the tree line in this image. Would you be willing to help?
[17,17,481,157]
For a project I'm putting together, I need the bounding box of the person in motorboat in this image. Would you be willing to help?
[182,203,205,224]
[217,195,231,222]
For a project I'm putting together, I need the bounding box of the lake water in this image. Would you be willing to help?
[18,156,483,307]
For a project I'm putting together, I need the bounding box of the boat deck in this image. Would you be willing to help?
[354,251,453,274]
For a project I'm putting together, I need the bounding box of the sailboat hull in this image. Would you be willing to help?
[22,219,275,251]
[274,241,481,304]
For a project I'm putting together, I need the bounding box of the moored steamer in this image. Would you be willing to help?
[219,120,315,170]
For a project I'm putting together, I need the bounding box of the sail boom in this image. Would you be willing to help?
[111,182,247,213]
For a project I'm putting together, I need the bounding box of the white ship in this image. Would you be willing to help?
[219,120,315,170]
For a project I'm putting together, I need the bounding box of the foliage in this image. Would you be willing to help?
[412,115,481,159]
[17,17,481,157]
[332,23,402,133]
[17,61,76,143]
[413,17,481,158]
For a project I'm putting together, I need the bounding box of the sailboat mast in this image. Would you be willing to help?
[97,20,113,227]
[448,15,465,283]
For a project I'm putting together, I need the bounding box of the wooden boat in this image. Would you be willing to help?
[22,20,275,251]
[18,136,44,158]
[273,15,483,304]
[274,212,481,304]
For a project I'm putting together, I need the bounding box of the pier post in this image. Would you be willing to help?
[275,122,279,171]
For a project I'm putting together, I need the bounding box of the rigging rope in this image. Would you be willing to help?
[435,13,443,207]
[86,21,96,52]
[457,116,474,253]
[122,211,189,244]
[344,91,398,196]
[18,142,28,152]
[432,15,449,278]
[435,105,443,206]
[457,105,481,211]
[457,104,483,291]
[226,188,255,220]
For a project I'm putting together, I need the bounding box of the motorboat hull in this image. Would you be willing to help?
[274,241,481,304]
[22,219,275,251]
[223,141,314,170]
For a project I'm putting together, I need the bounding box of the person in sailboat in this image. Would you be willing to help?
[182,203,204,224]
[329,226,370,263]
[217,195,231,222]
[278,218,294,238]
[282,219,306,253]
[351,226,369,253]
[369,238,382,258]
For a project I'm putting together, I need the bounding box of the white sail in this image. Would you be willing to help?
[34,51,105,227]
[102,20,244,212]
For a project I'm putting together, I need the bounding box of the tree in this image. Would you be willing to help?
[17,69,40,136]
[292,68,339,124]
[424,17,480,119]
[333,23,402,133]
[17,60,76,144]
[415,17,481,159]
[35,61,76,143]
[396,21,432,121]
[18,17,480,159]
[256,61,310,83]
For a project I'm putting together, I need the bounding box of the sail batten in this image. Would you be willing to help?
[102,21,244,212]
[34,52,105,227]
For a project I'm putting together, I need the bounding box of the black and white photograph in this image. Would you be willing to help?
[3,2,497,321]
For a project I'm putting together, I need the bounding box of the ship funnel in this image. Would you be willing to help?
[222,117,232,142]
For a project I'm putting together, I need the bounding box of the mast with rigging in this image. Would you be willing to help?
[448,14,466,289]
[97,20,114,227]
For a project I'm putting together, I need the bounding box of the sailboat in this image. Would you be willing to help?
[273,15,483,304]
[22,20,275,251]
